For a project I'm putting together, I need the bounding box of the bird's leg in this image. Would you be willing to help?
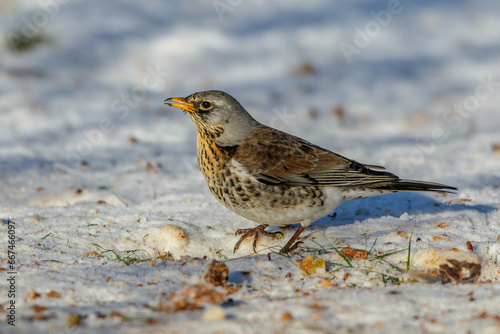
[279,225,307,254]
[234,224,283,253]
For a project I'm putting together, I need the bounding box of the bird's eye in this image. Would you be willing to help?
[200,101,212,110]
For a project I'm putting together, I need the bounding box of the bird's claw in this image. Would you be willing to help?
[279,241,303,254]
[233,225,282,253]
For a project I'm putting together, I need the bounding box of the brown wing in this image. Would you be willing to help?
[233,126,399,187]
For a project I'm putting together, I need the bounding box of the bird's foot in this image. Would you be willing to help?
[279,241,303,254]
[279,225,307,254]
[233,224,283,253]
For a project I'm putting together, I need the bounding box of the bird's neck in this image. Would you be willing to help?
[196,127,236,169]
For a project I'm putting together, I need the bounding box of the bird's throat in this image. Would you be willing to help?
[196,134,236,171]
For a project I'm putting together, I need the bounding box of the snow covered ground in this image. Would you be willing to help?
[1,0,500,333]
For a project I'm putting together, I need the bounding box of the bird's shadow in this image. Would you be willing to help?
[313,192,496,228]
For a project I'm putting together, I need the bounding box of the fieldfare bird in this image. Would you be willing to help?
[164,90,457,254]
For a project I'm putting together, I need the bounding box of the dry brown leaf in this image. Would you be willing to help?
[204,260,229,287]
[26,290,40,300]
[32,305,48,313]
[46,290,60,298]
[437,222,447,228]
[397,231,409,239]
[341,247,369,260]
[160,284,228,313]
[299,256,326,275]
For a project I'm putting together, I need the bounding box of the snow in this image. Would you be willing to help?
[1,0,500,333]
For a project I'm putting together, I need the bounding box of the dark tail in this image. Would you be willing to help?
[374,179,458,194]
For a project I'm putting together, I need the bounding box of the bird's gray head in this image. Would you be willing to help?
[164,90,260,146]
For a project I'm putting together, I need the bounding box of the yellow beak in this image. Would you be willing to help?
[163,97,197,113]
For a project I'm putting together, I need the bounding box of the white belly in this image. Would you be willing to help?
[226,186,345,227]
